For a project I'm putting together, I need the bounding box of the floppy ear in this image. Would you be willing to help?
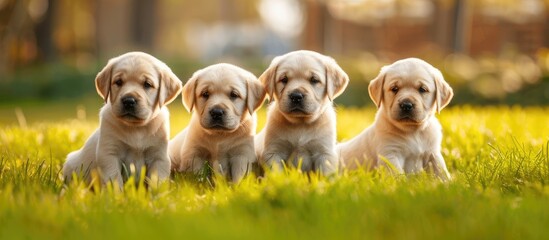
[368,66,387,108]
[324,57,349,101]
[157,64,183,107]
[258,56,281,102]
[246,76,267,115]
[95,57,117,103]
[430,67,454,113]
[182,71,200,113]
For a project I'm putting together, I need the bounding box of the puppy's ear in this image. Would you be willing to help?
[182,70,200,113]
[324,57,349,101]
[246,76,267,115]
[157,64,183,107]
[368,66,387,108]
[258,56,281,102]
[431,67,453,113]
[95,57,117,103]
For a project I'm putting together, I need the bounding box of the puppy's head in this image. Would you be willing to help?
[368,58,453,127]
[95,52,183,126]
[259,50,349,122]
[182,63,266,132]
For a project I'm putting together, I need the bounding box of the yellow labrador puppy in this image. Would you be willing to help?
[337,58,453,180]
[63,52,183,187]
[169,63,266,182]
[256,50,349,175]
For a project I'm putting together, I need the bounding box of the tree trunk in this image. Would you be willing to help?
[453,0,472,54]
[432,0,452,54]
[132,0,156,50]
[34,0,57,62]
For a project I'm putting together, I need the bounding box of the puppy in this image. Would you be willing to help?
[63,52,183,187]
[256,50,349,175]
[337,58,453,180]
[169,63,266,183]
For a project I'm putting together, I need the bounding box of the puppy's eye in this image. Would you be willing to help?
[419,86,428,93]
[230,91,240,99]
[114,79,123,87]
[144,81,153,89]
[310,76,320,84]
[280,76,288,84]
[390,86,399,93]
[201,91,209,99]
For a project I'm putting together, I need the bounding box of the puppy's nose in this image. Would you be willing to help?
[399,101,414,112]
[122,97,137,109]
[289,92,304,103]
[209,108,225,120]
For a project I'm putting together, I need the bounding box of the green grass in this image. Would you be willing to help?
[0,102,548,239]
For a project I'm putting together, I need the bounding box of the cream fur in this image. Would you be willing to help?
[256,50,349,175]
[63,52,183,187]
[337,58,453,180]
[169,63,266,183]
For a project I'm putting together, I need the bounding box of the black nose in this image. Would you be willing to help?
[122,97,137,109]
[289,92,304,104]
[399,101,414,111]
[209,108,225,120]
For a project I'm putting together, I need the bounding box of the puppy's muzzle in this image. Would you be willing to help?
[122,96,138,112]
[289,91,304,105]
[398,99,416,119]
[399,101,414,112]
[288,91,305,111]
[210,108,225,121]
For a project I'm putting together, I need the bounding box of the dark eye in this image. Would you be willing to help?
[310,76,320,84]
[144,81,153,89]
[419,86,428,93]
[201,91,209,99]
[114,79,123,86]
[230,91,239,99]
[391,86,399,93]
[280,76,288,84]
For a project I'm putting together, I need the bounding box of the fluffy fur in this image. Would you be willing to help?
[63,52,183,187]
[256,50,349,175]
[169,63,266,182]
[337,58,453,180]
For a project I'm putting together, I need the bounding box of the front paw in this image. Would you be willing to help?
[316,155,339,176]
[100,173,124,190]
[262,154,285,172]
[148,159,171,183]
[176,157,207,173]
[230,160,252,183]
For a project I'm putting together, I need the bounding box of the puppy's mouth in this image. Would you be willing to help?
[398,116,416,122]
[206,123,230,130]
[122,113,138,118]
[117,110,145,123]
[285,107,312,116]
[396,113,421,124]
[120,113,144,121]
[204,120,238,131]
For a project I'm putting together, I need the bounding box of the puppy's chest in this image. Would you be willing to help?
[281,127,332,156]
[122,130,157,149]
[117,129,164,163]
[197,136,251,161]
[399,133,435,160]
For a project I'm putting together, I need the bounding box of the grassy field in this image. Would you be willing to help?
[0,101,548,239]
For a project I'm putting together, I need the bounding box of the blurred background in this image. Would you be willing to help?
[1,0,548,107]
